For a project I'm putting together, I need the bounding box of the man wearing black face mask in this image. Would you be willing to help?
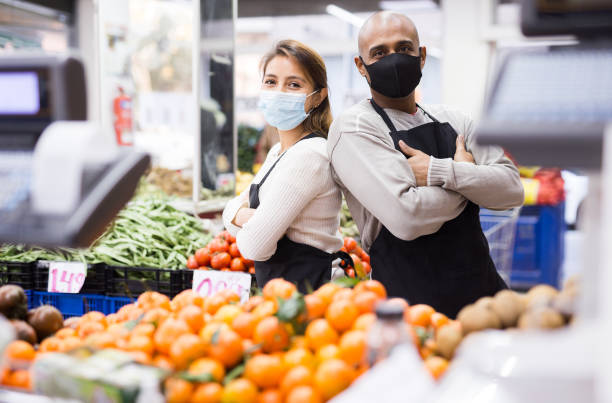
[327,11,524,318]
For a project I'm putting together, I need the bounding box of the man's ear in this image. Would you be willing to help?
[420,46,427,70]
[355,55,369,83]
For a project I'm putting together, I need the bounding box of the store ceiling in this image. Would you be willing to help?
[237,0,439,18]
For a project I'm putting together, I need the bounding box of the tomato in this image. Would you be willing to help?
[242,258,254,268]
[211,252,232,269]
[198,266,210,271]
[248,267,256,275]
[208,239,230,254]
[186,256,198,269]
[360,252,370,264]
[361,262,372,275]
[195,248,211,266]
[349,253,362,268]
[344,237,358,253]
[229,243,241,258]
[230,258,246,272]
[347,269,356,278]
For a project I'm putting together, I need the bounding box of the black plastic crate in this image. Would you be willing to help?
[33,261,106,294]
[104,265,187,298]
[0,261,35,289]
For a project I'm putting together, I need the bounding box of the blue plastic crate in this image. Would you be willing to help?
[510,203,565,288]
[105,295,133,314]
[29,291,107,319]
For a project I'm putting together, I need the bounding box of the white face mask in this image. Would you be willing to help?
[257,90,319,131]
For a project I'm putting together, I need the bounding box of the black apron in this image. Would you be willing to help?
[249,133,352,293]
[368,100,507,318]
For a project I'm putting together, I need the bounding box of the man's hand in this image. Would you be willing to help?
[233,207,256,227]
[399,140,430,187]
[454,135,475,163]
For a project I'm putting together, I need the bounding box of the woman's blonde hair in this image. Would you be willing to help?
[260,39,332,137]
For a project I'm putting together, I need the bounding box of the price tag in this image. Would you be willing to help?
[47,261,87,293]
[192,270,251,303]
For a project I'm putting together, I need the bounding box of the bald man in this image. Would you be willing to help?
[327,12,524,318]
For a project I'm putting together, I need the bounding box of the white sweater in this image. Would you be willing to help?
[223,137,344,262]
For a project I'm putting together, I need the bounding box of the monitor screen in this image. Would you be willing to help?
[0,71,40,115]
[522,0,612,37]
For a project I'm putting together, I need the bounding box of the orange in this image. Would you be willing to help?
[419,338,436,360]
[207,328,244,368]
[200,322,231,343]
[257,388,283,403]
[63,316,81,329]
[137,291,171,311]
[232,312,257,339]
[5,340,35,361]
[192,382,223,403]
[203,294,228,315]
[61,336,82,352]
[253,316,290,353]
[215,288,240,304]
[262,278,297,301]
[406,304,435,327]
[283,348,316,371]
[213,304,243,326]
[244,353,285,389]
[352,291,380,314]
[178,305,205,333]
[289,336,309,350]
[127,335,155,356]
[171,289,204,311]
[313,283,340,306]
[142,307,171,327]
[280,365,313,396]
[127,350,152,365]
[39,336,62,353]
[222,378,258,403]
[286,385,322,403]
[352,313,376,332]
[55,327,77,339]
[386,297,409,310]
[85,332,116,349]
[154,318,191,355]
[77,321,105,339]
[424,355,449,380]
[170,333,206,369]
[353,280,387,299]
[188,357,226,383]
[305,319,338,351]
[243,295,265,312]
[315,344,339,363]
[82,311,107,326]
[107,323,130,339]
[252,300,278,322]
[5,369,31,390]
[430,312,450,329]
[331,288,354,302]
[304,294,326,321]
[313,358,355,400]
[338,330,366,367]
[152,354,175,371]
[165,377,194,403]
[325,299,359,332]
[132,323,156,338]
[242,338,262,356]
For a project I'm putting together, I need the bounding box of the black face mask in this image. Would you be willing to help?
[360,50,422,98]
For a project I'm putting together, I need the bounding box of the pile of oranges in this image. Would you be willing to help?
[0,278,457,401]
[1,340,35,390]
[186,230,254,274]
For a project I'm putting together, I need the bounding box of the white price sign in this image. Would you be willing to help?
[47,261,87,293]
[192,270,251,303]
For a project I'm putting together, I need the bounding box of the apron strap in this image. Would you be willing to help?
[417,104,441,123]
[369,99,398,132]
[256,132,321,188]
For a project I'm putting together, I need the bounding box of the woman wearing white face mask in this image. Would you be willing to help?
[222,40,351,292]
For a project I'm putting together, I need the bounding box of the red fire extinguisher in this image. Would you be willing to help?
[113,86,133,146]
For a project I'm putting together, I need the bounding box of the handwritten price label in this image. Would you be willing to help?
[192,270,251,303]
[47,262,87,293]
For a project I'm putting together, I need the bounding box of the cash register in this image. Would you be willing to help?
[0,54,150,248]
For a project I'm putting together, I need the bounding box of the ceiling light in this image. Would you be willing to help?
[326,4,364,28]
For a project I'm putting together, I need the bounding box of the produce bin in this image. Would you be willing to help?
[0,261,34,289]
[27,291,134,318]
[479,208,520,284]
[510,202,565,289]
[104,265,187,298]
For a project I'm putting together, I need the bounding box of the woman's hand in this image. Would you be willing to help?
[233,207,256,228]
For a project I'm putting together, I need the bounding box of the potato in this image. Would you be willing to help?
[526,285,558,307]
[457,304,501,335]
[435,324,463,359]
[518,307,565,330]
[475,297,494,310]
[491,290,524,328]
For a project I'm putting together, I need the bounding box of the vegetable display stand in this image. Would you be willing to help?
[104,265,187,298]
[27,291,133,318]
[0,261,34,289]
[510,202,566,289]
[32,261,106,294]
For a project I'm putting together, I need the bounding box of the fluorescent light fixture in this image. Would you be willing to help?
[326,4,364,28]
[379,1,438,11]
